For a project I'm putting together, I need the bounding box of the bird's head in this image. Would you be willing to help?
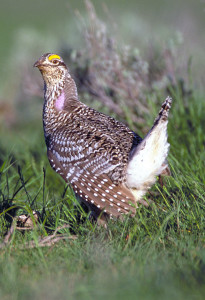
[34,53,69,85]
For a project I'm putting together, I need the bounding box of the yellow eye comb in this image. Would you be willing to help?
[48,54,61,61]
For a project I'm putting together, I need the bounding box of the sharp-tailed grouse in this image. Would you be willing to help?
[34,53,172,220]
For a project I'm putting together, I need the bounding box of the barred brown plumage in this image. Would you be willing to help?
[34,53,172,221]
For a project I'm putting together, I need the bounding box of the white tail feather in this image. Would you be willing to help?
[126,97,172,201]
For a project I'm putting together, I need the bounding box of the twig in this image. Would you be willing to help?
[0,223,15,249]
[19,234,77,249]
[0,223,77,250]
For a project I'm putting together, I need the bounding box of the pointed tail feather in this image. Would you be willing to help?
[153,96,172,126]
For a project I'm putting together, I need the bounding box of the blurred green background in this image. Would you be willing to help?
[1,2,205,299]
[1,0,205,96]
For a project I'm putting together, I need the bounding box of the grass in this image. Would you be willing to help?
[0,85,205,299]
[0,1,205,299]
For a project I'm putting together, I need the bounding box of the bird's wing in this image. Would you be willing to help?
[51,116,132,178]
[46,108,143,217]
[48,149,137,217]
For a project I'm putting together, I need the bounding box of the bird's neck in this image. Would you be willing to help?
[44,72,79,105]
[43,74,80,137]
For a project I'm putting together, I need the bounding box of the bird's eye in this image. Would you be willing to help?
[52,59,58,64]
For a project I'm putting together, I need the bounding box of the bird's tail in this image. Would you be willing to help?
[152,96,172,127]
[126,97,172,200]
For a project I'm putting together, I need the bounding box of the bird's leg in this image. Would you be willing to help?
[158,175,164,188]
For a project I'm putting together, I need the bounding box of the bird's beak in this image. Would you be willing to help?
[33,58,44,68]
